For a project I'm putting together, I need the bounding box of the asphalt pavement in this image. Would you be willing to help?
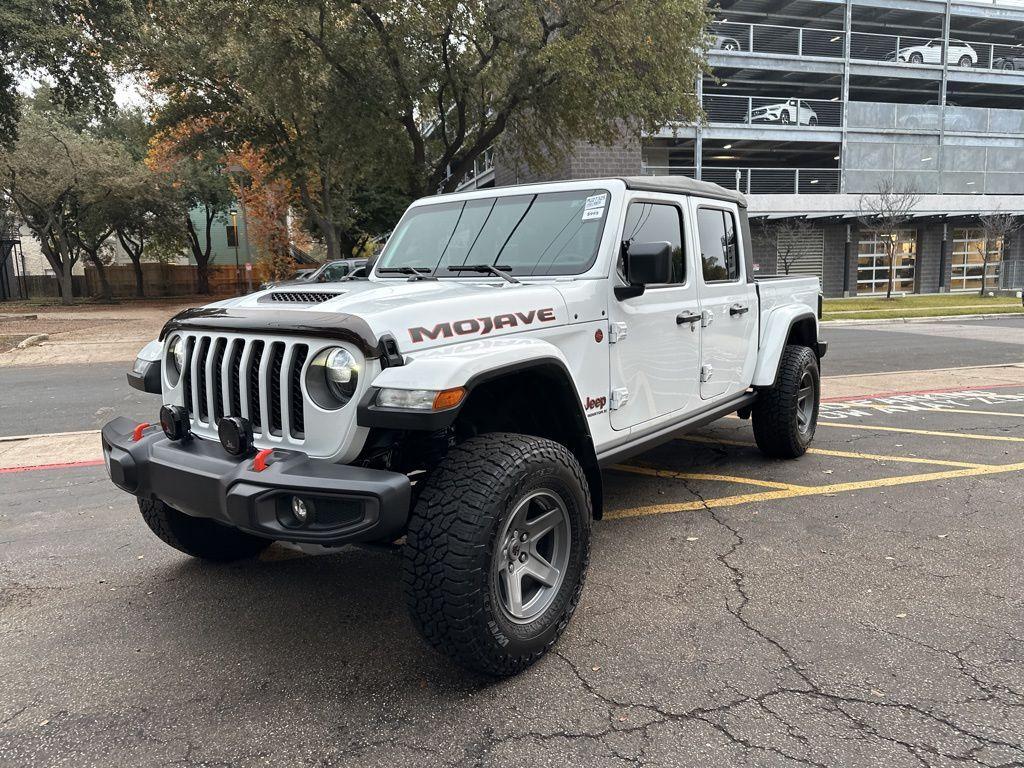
[2,315,1024,767]
[2,315,1023,436]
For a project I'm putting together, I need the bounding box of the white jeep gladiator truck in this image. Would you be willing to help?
[103,176,825,676]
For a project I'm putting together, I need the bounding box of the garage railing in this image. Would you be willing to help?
[709,21,846,59]
[849,31,1023,72]
[642,166,841,194]
[709,20,1024,74]
[703,95,843,128]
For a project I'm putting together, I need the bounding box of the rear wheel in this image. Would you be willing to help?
[1002,61,1016,71]
[959,55,973,67]
[752,344,820,459]
[403,433,591,677]
[138,498,270,561]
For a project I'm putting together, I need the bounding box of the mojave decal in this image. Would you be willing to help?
[408,308,557,343]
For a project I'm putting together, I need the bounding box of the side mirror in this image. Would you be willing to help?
[616,241,673,300]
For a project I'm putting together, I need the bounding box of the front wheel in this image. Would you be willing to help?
[780,111,792,124]
[752,345,820,459]
[403,433,591,677]
[909,52,924,64]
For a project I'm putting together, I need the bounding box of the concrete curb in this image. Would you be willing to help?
[15,334,49,349]
[823,311,1024,327]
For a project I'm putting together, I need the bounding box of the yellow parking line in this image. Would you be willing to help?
[677,435,991,468]
[605,460,1024,520]
[611,463,808,490]
[830,403,1024,418]
[817,421,1024,442]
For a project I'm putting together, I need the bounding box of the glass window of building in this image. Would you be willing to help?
[951,229,1001,292]
[857,230,917,295]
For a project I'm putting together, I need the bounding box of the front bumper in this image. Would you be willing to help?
[101,417,412,546]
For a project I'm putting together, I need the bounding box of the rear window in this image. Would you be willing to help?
[376,189,611,277]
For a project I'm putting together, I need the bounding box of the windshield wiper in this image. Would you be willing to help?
[448,264,520,284]
[377,266,437,281]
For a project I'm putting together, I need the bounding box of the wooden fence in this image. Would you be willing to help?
[78,264,245,299]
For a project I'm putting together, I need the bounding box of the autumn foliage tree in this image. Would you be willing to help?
[225,144,296,283]
[146,119,233,294]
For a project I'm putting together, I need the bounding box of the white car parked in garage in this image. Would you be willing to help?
[750,99,818,126]
[888,38,978,67]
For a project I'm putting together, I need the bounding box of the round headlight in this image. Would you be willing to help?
[166,336,186,384]
[306,346,359,409]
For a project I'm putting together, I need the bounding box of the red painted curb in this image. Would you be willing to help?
[0,459,104,474]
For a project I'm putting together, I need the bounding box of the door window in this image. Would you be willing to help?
[697,208,741,282]
[620,202,685,284]
[856,230,917,294]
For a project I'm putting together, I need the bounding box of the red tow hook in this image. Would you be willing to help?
[252,449,274,472]
[131,422,151,442]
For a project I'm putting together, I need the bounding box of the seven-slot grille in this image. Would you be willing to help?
[178,334,309,442]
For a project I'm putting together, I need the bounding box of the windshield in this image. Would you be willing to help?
[375,188,611,277]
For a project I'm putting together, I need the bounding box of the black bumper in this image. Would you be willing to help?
[100,417,411,546]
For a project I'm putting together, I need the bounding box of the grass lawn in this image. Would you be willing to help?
[823,293,1024,321]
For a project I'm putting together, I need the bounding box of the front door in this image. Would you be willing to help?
[692,204,758,401]
[608,196,701,431]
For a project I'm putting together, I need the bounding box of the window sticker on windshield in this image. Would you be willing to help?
[582,207,604,221]
[584,193,608,210]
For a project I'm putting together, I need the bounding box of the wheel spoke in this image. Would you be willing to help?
[525,508,562,541]
[799,385,813,401]
[523,553,560,587]
[500,568,524,616]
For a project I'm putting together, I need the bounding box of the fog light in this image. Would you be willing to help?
[291,497,310,524]
[159,404,191,441]
[218,416,254,456]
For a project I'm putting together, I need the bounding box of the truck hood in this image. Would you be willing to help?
[215,279,571,352]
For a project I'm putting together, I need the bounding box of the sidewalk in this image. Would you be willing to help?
[0,302,197,367]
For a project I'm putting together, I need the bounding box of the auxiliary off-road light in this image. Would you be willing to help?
[159,405,191,441]
[218,416,254,456]
[376,386,466,411]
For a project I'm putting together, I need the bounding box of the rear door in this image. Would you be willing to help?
[691,203,758,401]
[608,194,701,430]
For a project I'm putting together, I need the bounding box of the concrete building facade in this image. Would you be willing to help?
[465,0,1024,297]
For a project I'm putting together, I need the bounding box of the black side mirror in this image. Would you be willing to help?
[615,241,673,300]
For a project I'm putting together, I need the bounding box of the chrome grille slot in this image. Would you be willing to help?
[268,342,286,436]
[290,345,309,438]
[210,338,226,423]
[248,341,265,431]
[194,337,211,423]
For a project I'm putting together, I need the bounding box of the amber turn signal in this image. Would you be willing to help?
[432,387,466,410]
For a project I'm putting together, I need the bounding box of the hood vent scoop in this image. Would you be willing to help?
[262,291,343,304]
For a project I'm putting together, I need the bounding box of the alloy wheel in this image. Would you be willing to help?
[796,371,816,434]
[493,489,572,623]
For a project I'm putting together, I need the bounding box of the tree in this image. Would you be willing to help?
[147,121,234,294]
[1,107,86,302]
[0,0,135,146]
[758,216,817,275]
[857,180,921,299]
[975,211,1022,298]
[139,0,708,258]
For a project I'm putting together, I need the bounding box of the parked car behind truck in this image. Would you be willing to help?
[106,177,826,677]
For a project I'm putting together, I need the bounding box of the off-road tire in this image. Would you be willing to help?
[752,344,820,459]
[403,433,591,677]
[138,498,270,561]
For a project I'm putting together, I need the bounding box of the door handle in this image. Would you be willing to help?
[729,304,750,316]
[677,310,701,325]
